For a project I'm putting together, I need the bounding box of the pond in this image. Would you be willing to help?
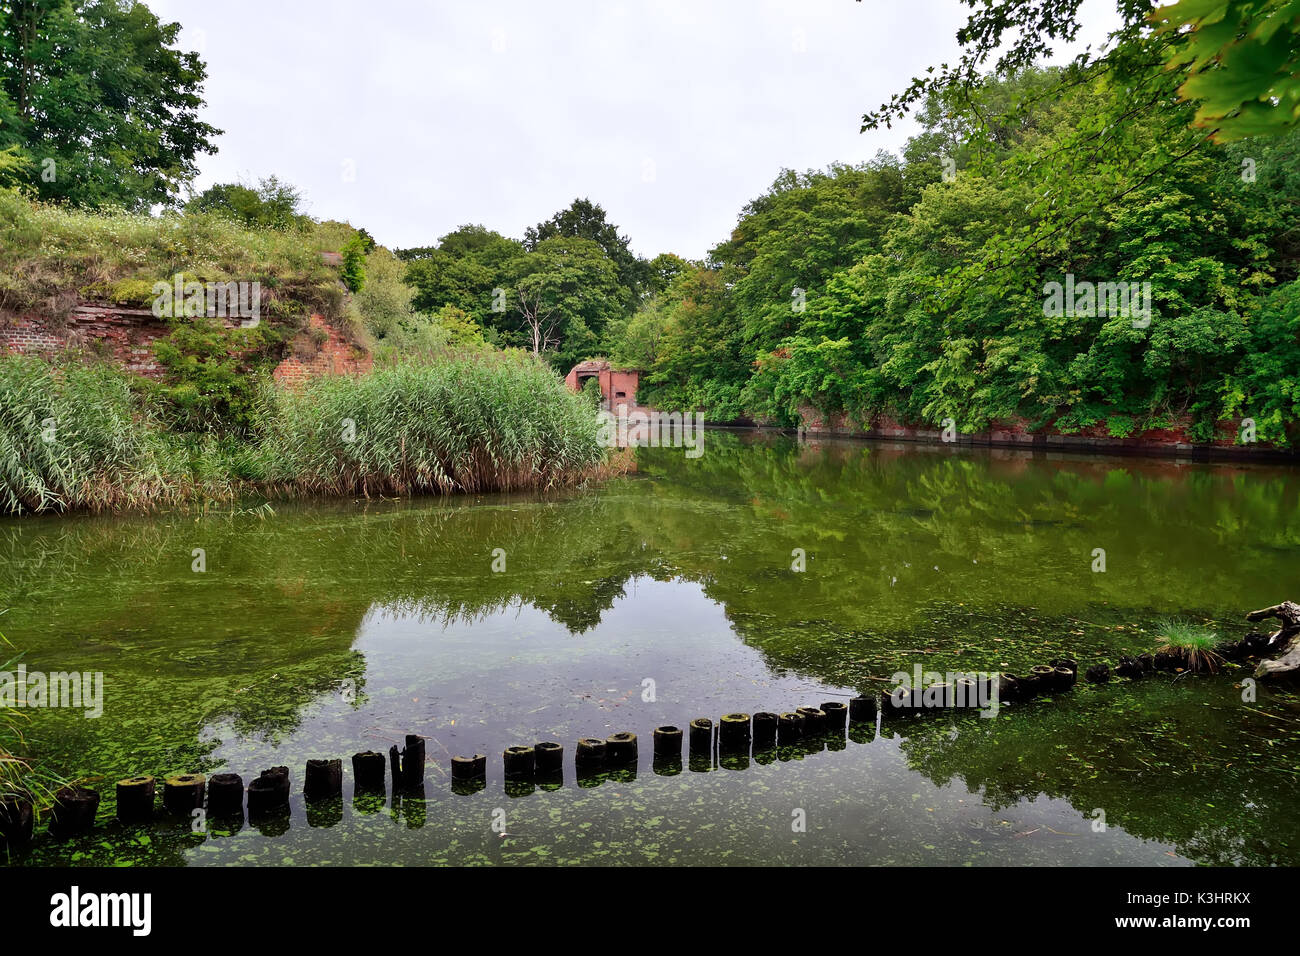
[2,431,1299,866]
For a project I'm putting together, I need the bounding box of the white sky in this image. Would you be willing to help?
[153,0,1121,260]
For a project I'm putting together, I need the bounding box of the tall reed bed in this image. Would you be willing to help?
[0,351,614,514]
[263,352,609,496]
[0,356,162,513]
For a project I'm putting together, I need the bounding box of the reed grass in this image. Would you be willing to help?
[262,351,610,496]
[0,350,616,514]
[1154,618,1225,673]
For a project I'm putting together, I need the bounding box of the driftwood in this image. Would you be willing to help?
[1248,602,1300,679]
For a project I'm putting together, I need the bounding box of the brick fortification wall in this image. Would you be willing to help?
[1,305,370,383]
[272,314,372,385]
[797,407,1281,458]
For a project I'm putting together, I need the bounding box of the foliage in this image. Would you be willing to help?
[186,176,310,230]
[147,317,279,436]
[401,205,649,371]
[0,190,345,322]
[0,350,614,513]
[524,197,648,310]
[260,351,611,497]
[340,233,367,293]
[0,0,219,209]
[1154,617,1226,672]
[1151,0,1300,142]
[0,354,162,513]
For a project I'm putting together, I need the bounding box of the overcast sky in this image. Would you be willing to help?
[153,0,1120,260]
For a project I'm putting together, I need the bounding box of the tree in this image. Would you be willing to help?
[340,234,367,293]
[861,0,1300,146]
[187,176,309,230]
[402,225,525,323]
[525,198,648,309]
[507,236,622,368]
[0,0,219,209]
[1151,0,1300,142]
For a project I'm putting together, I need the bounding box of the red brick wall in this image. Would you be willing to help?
[1,305,369,384]
[0,306,174,377]
[564,362,640,408]
[272,314,372,385]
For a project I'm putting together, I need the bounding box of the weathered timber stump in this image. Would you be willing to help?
[207,773,245,817]
[606,732,638,765]
[535,741,564,774]
[752,712,778,748]
[0,796,34,851]
[247,767,290,816]
[304,759,342,800]
[162,774,206,816]
[503,746,535,779]
[352,751,386,791]
[653,726,683,758]
[115,776,155,824]
[50,786,100,837]
[1249,602,1300,679]
[389,735,425,790]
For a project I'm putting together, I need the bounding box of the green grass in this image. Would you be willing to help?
[261,351,611,497]
[1154,618,1225,673]
[0,190,347,329]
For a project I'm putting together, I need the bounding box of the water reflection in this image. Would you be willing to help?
[2,433,1299,866]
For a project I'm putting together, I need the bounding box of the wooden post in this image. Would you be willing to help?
[606,732,638,765]
[0,796,34,852]
[352,751,386,791]
[207,773,244,817]
[50,786,100,837]
[653,726,683,759]
[162,774,206,816]
[115,776,155,824]
[503,746,536,780]
[304,759,342,800]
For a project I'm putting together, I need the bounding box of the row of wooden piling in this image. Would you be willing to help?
[0,660,1114,853]
[0,699,881,852]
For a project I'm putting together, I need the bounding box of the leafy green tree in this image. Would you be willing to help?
[340,234,367,293]
[187,176,309,230]
[525,197,648,309]
[0,0,219,208]
[507,236,622,368]
[402,225,525,322]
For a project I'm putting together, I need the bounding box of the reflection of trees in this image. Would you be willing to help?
[890,681,1300,866]
[2,431,1299,863]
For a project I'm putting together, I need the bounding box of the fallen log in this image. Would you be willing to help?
[1248,601,1300,679]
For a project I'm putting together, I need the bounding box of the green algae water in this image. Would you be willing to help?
[3,431,1300,866]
